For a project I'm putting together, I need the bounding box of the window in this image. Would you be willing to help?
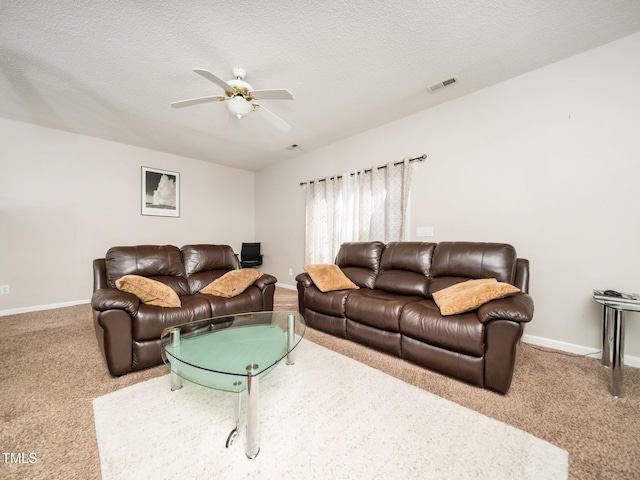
[303,158,416,264]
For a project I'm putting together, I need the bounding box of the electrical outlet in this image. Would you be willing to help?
[0,285,9,295]
[416,226,434,237]
[288,268,293,276]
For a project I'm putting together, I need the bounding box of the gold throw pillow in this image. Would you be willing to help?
[115,275,181,308]
[200,269,262,298]
[432,278,520,316]
[304,264,359,293]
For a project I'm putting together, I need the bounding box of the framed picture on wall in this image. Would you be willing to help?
[141,167,180,217]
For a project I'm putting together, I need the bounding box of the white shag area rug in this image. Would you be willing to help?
[94,340,568,480]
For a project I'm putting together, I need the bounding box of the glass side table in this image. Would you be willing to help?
[595,298,640,398]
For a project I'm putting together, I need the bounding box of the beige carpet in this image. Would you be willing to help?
[0,287,639,479]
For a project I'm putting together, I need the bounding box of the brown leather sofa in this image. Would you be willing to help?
[296,241,533,394]
[91,244,277,376]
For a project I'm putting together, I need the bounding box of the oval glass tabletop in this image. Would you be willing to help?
[161,311,305,393]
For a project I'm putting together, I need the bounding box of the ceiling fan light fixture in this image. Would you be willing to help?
[173,67,292,129]
[226,95,253,119]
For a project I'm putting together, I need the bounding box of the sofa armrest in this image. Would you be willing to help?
[254,273,277,290]
[477,292,534,324]
[93,258,109,291]
[514,258,530,294]
[295,272,314,288]
[91,288,140,317]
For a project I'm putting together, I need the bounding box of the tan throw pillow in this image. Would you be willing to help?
[432,278,520,316]
[200,269,262,298]
[304,264,359,293]
[115,275,181,308]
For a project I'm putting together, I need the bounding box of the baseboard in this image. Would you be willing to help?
[523,333,640,368]
[275,282,296,291]
[0,299,90,317]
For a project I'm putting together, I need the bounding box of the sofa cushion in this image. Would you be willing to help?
[181,244,239,276]
[400,300,485,356]
[200,269,262,298]
[115,274,181,308]
[303,287,351,317]
[105,245,187,289]
[335,241,385,289]
[204,287,264,317]
[346,289,423,332]
[375,242,435,296]
[431,242,517,284]
[304,264,359,292]
[132,295,211,341]
[432,278,520,316]
[379,242,436,275]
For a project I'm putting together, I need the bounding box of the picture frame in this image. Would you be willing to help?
[141,167,180,217]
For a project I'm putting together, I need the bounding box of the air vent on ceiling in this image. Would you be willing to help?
[427,76,458,93]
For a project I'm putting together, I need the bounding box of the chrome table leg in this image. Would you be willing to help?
[601,305,611,367]
[287,313,296,365]
[226,383,242,448]
[170,369,183,391]
[245,364,260,459]
[611,309,625,398]
[169,328,182,391]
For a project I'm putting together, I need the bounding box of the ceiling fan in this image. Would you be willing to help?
[171,67,293,132]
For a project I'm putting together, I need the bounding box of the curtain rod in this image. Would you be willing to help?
[299,154,427,186]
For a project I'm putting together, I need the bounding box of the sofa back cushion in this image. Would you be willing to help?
[181,244,241,294]
[335,241,385,289]
[181,245,239,275]
[374,242,436,296]
[105,245,190,296]
[430,242,517,294]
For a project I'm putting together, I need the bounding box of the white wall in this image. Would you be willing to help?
[0,119,255,313]
[256,33,640,358]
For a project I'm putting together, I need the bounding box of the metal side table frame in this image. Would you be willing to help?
[596,298,640,398]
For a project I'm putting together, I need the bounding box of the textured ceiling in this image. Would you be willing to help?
[2,1,640,171]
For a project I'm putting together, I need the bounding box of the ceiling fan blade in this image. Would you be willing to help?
[171,96,225,108]
[250,89,293,101]
[252,103,291,132]
[193,69,234,92]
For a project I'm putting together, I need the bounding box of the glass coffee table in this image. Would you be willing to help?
[160,311,305,459]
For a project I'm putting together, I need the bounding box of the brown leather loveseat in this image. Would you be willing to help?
[296,241,533,394]
[91,244,277,376]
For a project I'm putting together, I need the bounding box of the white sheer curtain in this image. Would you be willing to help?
[304,159,414,264]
